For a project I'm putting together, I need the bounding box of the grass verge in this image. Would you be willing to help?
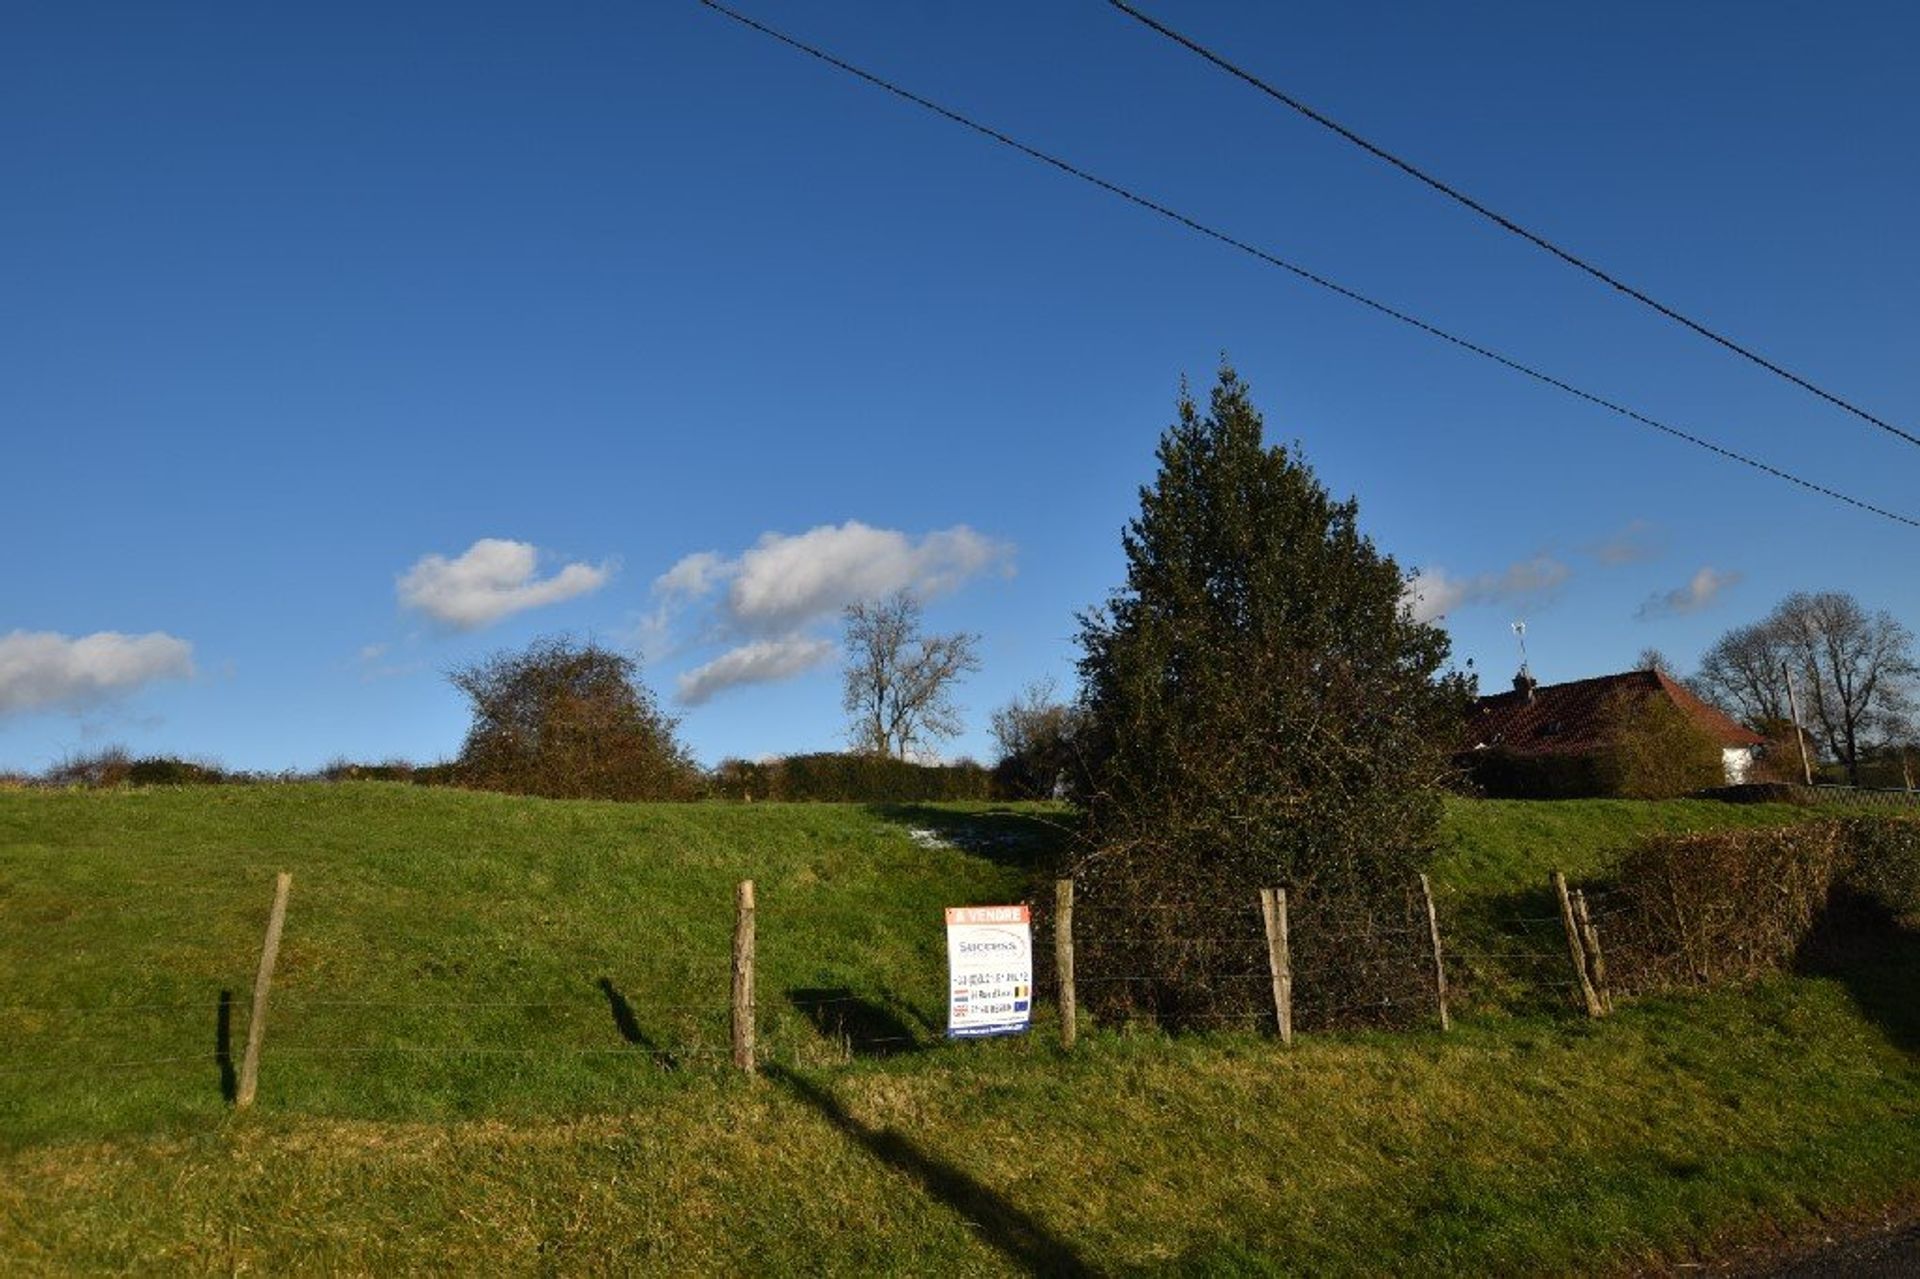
[1,784,1913,1274]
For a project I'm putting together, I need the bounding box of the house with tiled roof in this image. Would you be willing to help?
[1463,668,1765,796]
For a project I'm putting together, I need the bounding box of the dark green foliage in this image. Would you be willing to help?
[319,758,420,784]
[1460,748,1605,799]
[709,752,992,803]
[125,756,229,786]
[1844,815,1920,923]
[449,636,702,801]
[1071,367,1473,1027]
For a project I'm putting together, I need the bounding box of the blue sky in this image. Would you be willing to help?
[4,2,1916,773]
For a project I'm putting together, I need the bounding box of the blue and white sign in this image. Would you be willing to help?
[945,905,1033,1038]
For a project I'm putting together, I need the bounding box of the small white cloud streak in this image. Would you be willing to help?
[676,635,837,706]
[397,538,611,630]
[1402,556,1571,624]
[1588,519,1662,566]
[1636,567,1742,620]
[0,630,195,716]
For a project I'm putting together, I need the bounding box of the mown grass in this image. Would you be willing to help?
[0,786,1058,1145]
[1,784,1915,1275]
[1432,795,1820,893]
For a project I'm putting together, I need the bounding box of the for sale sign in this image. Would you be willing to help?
[945,905,1033,1038]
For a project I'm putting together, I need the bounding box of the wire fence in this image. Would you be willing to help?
[8,846,1848,1101]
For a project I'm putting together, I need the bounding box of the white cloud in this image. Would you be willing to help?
[0,630,194,717]
[652,521,1012,705]
[1636,567,1742,620]
[654,551,727,599]
[656,520,1014,634]
[1402,556,1571,624]
[397,538,611,630]
[723,521,1012,631]
[676,634,837,706]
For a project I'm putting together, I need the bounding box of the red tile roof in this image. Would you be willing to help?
[1465,669,1764,757]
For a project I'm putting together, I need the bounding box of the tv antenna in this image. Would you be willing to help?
[1511,621,1530,676]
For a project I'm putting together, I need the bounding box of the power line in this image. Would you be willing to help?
[695,1,1917,529]
[1107,0,1920,452]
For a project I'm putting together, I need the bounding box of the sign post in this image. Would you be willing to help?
[945,905,1033,1039]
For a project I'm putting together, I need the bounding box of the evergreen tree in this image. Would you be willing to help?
[1072,366,1471,1026]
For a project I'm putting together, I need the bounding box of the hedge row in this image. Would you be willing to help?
[708,753,993,803]
[30,749,997,804]
[1603,816,1920,993]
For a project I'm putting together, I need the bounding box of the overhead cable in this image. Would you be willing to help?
[695,0,1918,529]
[1107,0,1920,451]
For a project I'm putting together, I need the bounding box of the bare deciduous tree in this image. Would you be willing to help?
[841,591,980,759]
[989,677,1082,799]
[1692,593,1917,787]
[1690,620,1795,727]
[1773,591,1917,786]
[1634,647,1674,676]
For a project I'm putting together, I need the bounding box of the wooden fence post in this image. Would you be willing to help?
[731,879,756,1073]
[1570,889,1612,1014]
[1552,872,1604,1018]
[236,871,292,1109]
[1259,888,1293,1046]
[1054,878,1077,1051]
[1418,873,1450,1032]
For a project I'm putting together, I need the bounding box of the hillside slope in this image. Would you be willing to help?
[1,785,1914,1274]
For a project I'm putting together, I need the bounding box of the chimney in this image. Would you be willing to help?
[1513,669,1538,702]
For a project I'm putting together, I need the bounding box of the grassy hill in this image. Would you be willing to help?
[2,784,1915,1274]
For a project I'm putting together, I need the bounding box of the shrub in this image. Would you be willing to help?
[988,679,1083,800]
[125,756,228,786]
[1844,816,1920,924]
[43,747,133,788]
[1459,748,1603,799]
[449,637,702,801]
[1594,691,1726,798]
[1603,817,1919,993]
[709,753,992,803]
[319,758,419,783]
[410,762,462,788]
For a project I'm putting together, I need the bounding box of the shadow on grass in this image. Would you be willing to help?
[786,988,923,1057]
[1442,883,1591,1020]
[1795,897,1920,1055]
[215,989,236,1103]
[597,977,683,1069]
[863,803,1076,871]
[766,1064,1094,1277]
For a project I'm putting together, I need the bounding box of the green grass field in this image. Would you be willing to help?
[2,784,1915,1274]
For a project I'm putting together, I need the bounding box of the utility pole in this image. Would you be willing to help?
[1782,661,1814,786]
